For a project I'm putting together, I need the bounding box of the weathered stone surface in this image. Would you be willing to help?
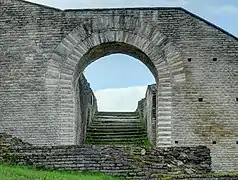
[137,84,157,146]
[0,0,237,172]
[76,75,97,145]
[0,136,211,179]
[86,111,147,145]
[0,133,32,148]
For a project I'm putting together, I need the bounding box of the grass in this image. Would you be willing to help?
[143,138,153,147]
[155,171,238,180]
[0,164,122,180]
[1,163,238,180]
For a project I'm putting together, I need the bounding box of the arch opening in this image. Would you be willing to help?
[74,42,158,146]
[84,53,156,112]
[73,42,158,86]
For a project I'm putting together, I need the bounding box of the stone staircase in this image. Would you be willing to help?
[86,112,147,145]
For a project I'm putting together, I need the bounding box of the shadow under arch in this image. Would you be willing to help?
[45,15,186,147]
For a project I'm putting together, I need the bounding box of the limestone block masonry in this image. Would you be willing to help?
[1,134,238,180]
[0,135,211,180]
[0,0,237,172]
[137,84,157,145]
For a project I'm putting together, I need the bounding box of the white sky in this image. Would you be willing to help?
[95,86,147,112]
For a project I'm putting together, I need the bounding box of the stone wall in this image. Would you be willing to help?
[76,75,97,145]
[169,175,238,180]
[0,134,237,180]
[137,84,157,145]
[0,0,237,172]
[0,0,68,145]
[0,144,211,179]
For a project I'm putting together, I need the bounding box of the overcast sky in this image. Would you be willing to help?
[28,0,238,111]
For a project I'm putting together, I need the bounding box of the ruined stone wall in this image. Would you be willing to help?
[76,75,97,145]
[0,133,32,148]
[0,134,237,180]
[137,84,157,145]
[0,144,211,179]
[0,0,237,172]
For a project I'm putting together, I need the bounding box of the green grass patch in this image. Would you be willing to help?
[0,164,122,180]
[154,171,238,180]
[143,138,153,147]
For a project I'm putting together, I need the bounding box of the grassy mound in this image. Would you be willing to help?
[0,164,121,180]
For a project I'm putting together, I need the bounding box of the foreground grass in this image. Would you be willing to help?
[0,164,121,180]
[156,171,238,180]
[1,163,238,180]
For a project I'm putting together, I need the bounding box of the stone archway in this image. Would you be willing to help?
[45,15,186,147]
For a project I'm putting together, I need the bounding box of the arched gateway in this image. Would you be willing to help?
[45,16,185,147]
[0,0,237,172]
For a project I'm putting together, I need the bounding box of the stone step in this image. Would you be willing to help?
[85,141,144,145]
[90,123,141,127]
[87,131,147,135]
[87,130,144,134]
[87,134,147,139]
[94,118,140,122]
[89,125,143,129]
[86,111,146,145]
[96,111,138,116]
[92,119,140,122]
[87,128,146,133]
[95,116,139,119]
[87,137,145,143]
[86,142,145,146]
